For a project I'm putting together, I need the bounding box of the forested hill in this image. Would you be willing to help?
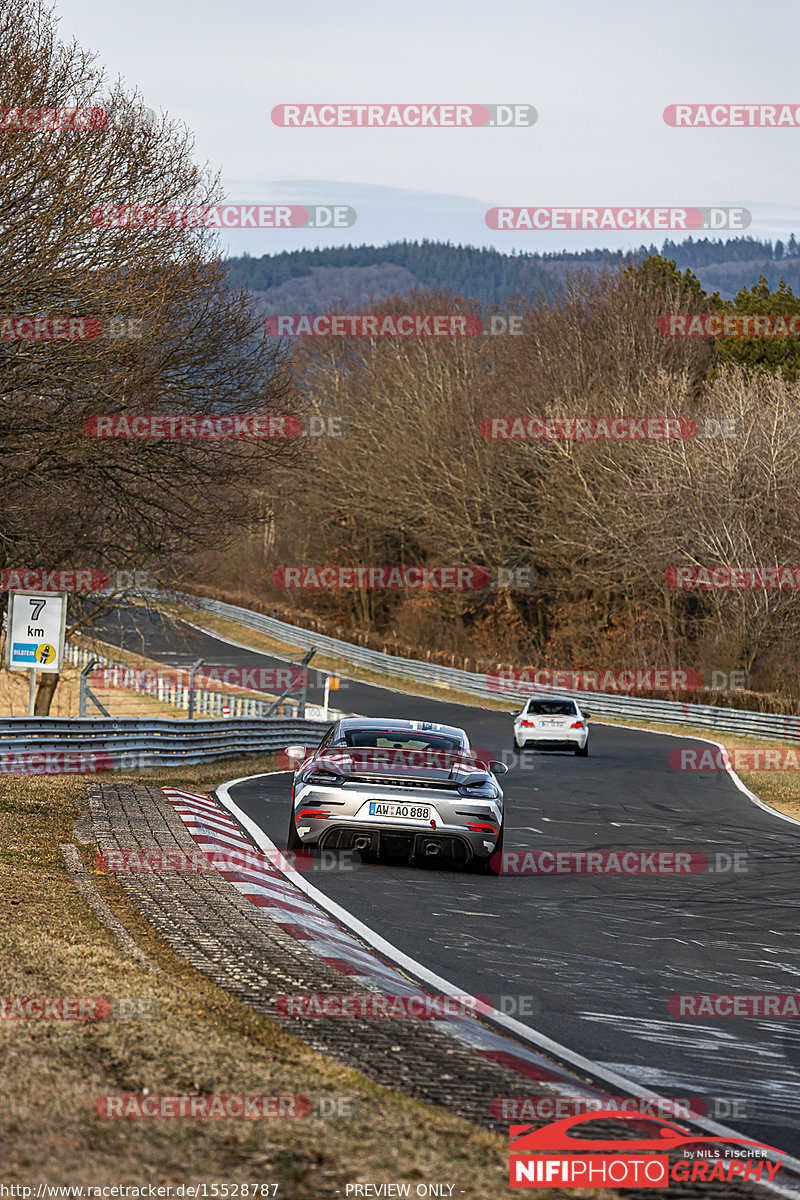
[225,236,800,310]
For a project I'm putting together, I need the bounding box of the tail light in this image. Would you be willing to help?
[520,720,535,727]
[466,822,497,834]
[570,721,585,729]
[297,810,329,820]
[306,768,343,785]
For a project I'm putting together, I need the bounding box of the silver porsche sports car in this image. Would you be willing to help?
[284,717,507,873]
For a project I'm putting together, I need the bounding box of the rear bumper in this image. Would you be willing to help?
[515,729,588,750]
[321,823,477,861]
[297,819,499,861]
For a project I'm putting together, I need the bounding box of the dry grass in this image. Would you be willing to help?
[0,758,616,1198]
[0,658,84,717]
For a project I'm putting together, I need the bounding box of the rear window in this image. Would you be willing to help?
[342,729,463,752]
[525,700,577,716]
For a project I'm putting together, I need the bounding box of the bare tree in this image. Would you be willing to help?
[0,0,300,708]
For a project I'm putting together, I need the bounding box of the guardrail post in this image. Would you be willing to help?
[266,646,316,718]
[187,658,203,720]
[79,659,110,717]
[79,663,89,718]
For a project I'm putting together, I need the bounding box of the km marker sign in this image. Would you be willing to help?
[5,591,67,715]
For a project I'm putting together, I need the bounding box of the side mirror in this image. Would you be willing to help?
[582,712,591,720]
[490,761,509,776]
[284,744,306,761]
[511,711,522,719]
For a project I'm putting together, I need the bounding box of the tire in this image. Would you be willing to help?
[286,806,303,850]
[574,740,589,757]
[467,825,504,875]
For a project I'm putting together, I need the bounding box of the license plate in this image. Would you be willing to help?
[541,719,560,727]
[368,802,431,820]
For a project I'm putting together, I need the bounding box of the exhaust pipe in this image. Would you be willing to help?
[353,836,371,852]
[423,841,442,857]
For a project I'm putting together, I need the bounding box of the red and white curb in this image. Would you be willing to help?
[162,786,610,1105]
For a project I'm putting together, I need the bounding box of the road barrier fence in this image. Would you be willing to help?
[0,716,331,770]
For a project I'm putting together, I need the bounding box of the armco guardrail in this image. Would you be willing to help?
[0,717,330,771]
[162,591,800,745]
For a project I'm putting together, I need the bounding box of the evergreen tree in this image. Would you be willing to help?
[716,275,800,380]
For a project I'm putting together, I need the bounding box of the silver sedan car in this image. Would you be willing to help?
[284,717,508,872]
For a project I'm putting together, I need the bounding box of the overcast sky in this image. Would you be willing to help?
[54,0,796,256]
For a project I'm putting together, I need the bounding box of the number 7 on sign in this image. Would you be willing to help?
[29,598,45,621]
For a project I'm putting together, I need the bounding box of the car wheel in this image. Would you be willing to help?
[575,740,589,757]
[286,807,303,850]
